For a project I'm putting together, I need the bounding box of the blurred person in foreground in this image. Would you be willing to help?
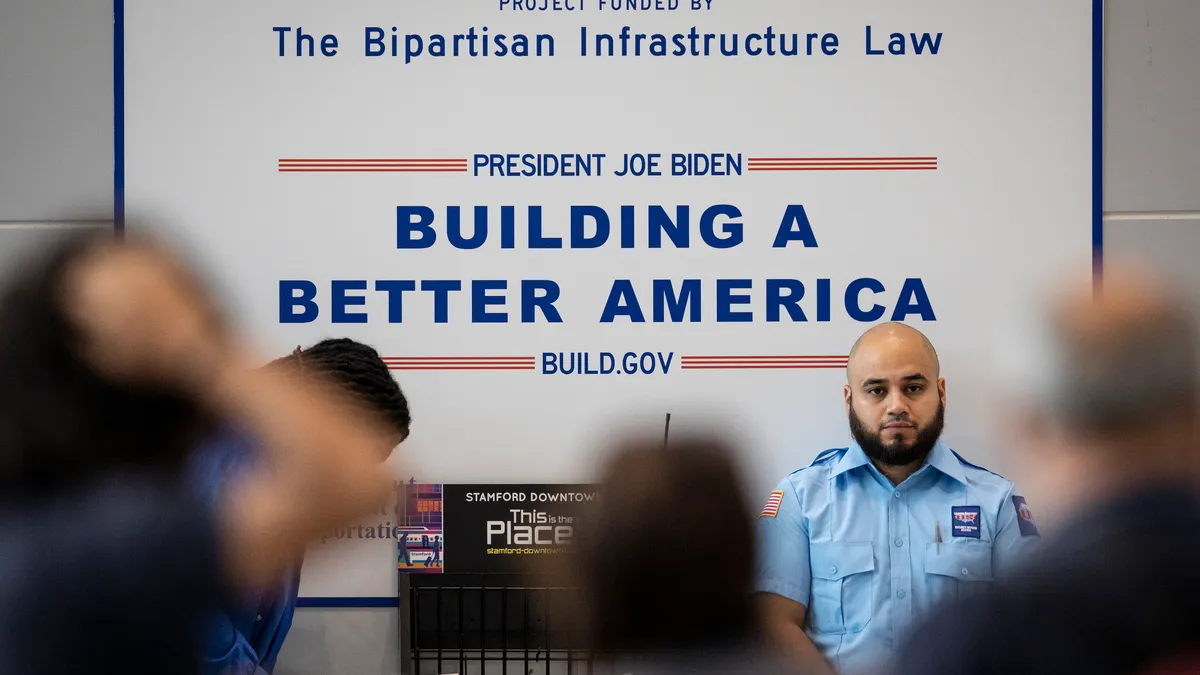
[891,268,1200,675]
[0,231,397,675]
[564,434,797,675]
[756,323,1040,675]
[194,338,412,675]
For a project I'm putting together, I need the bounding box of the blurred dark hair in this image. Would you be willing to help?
[0,231,214,496]
[577,434,756,653]
[265,338,411,449]
[1043,303,1200,435]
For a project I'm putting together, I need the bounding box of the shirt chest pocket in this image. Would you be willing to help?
[924,540,994,603]
[808,542,875,635]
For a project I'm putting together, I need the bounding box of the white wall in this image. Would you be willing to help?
[1,1,1197,674]
[1103,0,1200,290]
[0,0,113,221]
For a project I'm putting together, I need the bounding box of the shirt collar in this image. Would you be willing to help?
[925,440,968,485]
[832,439,967,485]
[831,443,872,477]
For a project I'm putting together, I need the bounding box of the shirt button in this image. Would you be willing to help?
[894,538,904,547]
[830,566,838,575]
[256,615,263,622]
[961,568,969,577]
[893,491,901,499]
[897,590,907,599]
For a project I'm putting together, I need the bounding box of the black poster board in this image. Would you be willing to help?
[397,483,598,575]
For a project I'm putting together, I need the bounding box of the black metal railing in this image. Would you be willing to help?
[402,574,608,675]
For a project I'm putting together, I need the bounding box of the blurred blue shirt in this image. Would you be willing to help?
[0,473,223,675]
[755,440,1041,675]
[190,431,300,675]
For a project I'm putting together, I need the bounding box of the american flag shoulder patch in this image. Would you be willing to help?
[761,490,785,518]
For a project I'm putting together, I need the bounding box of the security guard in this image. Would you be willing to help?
[755,323,1041,675]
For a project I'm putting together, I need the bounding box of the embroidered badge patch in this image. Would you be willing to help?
[1011,495,1040,537]
[760,490,784,518]
[951,505,981,538]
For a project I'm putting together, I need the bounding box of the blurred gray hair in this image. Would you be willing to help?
[1011,293,1200,434]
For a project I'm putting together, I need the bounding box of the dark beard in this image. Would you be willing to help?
[849,401,945,467]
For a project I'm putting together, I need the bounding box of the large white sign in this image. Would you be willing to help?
[122,0,1099,600]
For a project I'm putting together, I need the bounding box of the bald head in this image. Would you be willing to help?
[848,322,940,382]
[1030,268,1200,436]
[844,323,947,469]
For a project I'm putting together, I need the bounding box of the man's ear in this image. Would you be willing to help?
[937,377,947,408]
[844,384,852,416]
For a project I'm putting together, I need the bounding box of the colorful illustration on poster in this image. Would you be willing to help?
[398,480,443,573]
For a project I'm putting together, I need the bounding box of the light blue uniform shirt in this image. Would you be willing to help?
[755,440,1041,675]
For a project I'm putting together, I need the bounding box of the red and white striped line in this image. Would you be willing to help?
[680,355,849,370]
[278,158,468,173]
[747,156,937,172]
[382,356,535,371]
